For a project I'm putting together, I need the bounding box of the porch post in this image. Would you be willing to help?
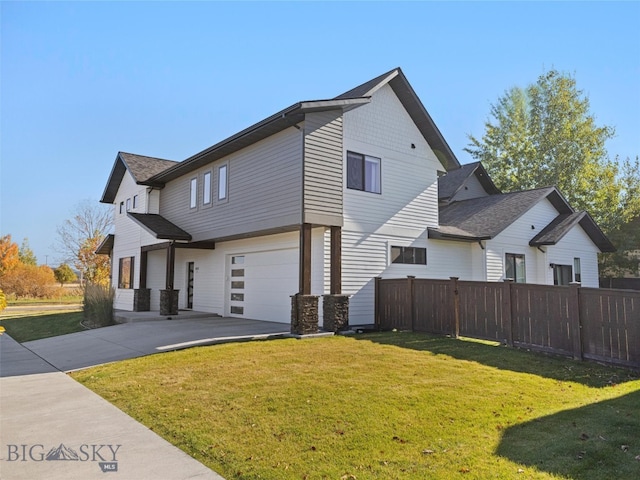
[330,226,341,295]
[323,225,349,332]
[160,242,179,316]
[299,223,312,295]
[133,250,150,312]
[291,223,318,335]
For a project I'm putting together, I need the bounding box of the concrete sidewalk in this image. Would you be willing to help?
[0,317,289,479]
[0,334,224,480]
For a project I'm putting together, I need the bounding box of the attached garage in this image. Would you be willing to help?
[227,248,298,324]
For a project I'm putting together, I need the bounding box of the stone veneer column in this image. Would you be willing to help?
[160,289,179,316]
[323,295,349,332]
[133,288,151,312]
[290,294,319,335]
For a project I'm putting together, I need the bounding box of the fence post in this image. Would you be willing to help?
[502,279,514,346]
[407,276,415,331]
[374,277,381,330]
[450,277,460,338]
[505,279,517,346]
[569,283,583,361]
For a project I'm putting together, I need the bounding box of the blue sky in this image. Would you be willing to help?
[2,1,639,265]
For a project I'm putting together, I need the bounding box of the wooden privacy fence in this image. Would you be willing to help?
[375,277,640,369]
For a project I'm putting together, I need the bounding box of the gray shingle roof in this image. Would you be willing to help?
[438,161,500,201]
[127,213,192,241]
[119,152,178,183]
[100,152,178,204]
[530,211,615,252]
[431,187,561,240]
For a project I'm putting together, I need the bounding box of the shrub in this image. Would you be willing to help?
[83,283,115,328]
[0,289,6,312]
[0,264,55,298]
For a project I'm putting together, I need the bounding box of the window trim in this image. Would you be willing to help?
[132,195,138,209]
[203,171,212,205]
[126,198,131,211]
[505,253,526,283]
[346,151,382,194]
[118,256,135,289]
[189,177,198,209]
[390,245,427,265]
[573,257,581,283]
[217,163,228,202]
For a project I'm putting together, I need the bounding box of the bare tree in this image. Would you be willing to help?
[56,200,113,285]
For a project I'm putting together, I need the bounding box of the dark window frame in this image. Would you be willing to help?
[505,253,526,283]
[118,256,135,289]
[346,151,381,194]
[391,246,427,265]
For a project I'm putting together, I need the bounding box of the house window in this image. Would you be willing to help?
[133,195,138,209]
[119,201,124,214]
[218,164,228,201]
[347,151,381,194]
[126,198,131,211]
[505,253,526,283]
[574,258,581,283]
[203,172,212,205]
[391,246,427,265]
[553,264,573,286]
[118,256,134,289]
[190,177,197,208]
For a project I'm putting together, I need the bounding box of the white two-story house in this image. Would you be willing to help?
[98,68,614,327]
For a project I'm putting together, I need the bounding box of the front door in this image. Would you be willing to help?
[229,255,245,316]
[186,262,194,309]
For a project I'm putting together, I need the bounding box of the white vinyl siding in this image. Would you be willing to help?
[547,226,600,287]
[111,172,165,310]
[341,83,444,324]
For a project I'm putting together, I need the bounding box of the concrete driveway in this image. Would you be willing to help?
[0,316,290,480]
[5,316,290,375]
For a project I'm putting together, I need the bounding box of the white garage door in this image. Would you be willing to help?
[228,249,298,323]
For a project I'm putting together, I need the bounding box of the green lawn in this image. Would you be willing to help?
[72,332,640,480]
[0,309,85,342]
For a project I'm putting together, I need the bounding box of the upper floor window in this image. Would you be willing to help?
[573,257,581,283]
[203,172,212,205]
[391,246,427,265]
[190,177,197,209]
[218,164,228,201]
[133,195,138,209]
[347,151,381,194]
[505,253,526,283]
[119,201,124,214]
[126,198,131,211]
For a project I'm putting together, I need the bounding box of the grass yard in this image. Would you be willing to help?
[72,333,640,480]
[0,308,85,342]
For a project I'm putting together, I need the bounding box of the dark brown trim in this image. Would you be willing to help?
[139,250,148,289]
[166,243,176,290]
[141,242,172,253]
[330,226,342,295]
[299,223,312,295]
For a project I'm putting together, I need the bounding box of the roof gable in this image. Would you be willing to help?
[530,211,615,252]
[433,187,562,240]
[438,161,500,202]
[144,67,460,185]
[100,152,178,204]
